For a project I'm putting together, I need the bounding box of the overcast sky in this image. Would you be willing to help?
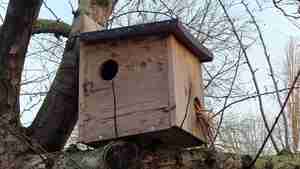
[16,0,300,125]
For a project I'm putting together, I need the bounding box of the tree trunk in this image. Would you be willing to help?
[28,15,80,152]
[0,0,119,168]
[28,0,118,152]
[0,0,43,168]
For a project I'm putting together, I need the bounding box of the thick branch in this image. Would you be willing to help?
[0,0,43,168]
[24,143,250,169]
[28,17,80,151]
[32,19,71,37]
[0,19,71,38]
[28,0,118,152]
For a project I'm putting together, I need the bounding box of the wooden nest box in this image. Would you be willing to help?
[79,19,214,147]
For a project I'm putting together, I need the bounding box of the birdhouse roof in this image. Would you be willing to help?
[80,19,213,62]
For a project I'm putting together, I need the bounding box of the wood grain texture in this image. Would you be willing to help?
[79,36,171,143]
[167,35,207,142]
[80,34,209,145]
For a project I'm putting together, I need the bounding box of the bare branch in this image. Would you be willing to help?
[242,0,290,151]
[216,0,280,153]
[248,70,300,168]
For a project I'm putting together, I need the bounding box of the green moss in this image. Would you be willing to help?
[79,0,89,14]
[95,0,110,7]
[278,148,292,156]
[256,154,300,169]
[33,19,71,35]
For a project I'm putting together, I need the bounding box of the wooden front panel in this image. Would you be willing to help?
[79,36,171,143]
[167,35,207,142]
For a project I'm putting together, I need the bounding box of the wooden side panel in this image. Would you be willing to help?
[79,36,171,143]
[167,35,207,142]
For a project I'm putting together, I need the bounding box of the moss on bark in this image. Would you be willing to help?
[95,0,110,7]
[32,19,71,37]
[256,154,300,169]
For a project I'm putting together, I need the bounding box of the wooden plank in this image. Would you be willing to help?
[79,106,170,143]
[166,36,177,128]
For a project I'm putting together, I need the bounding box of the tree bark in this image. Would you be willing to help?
[28,0,117,152]
[32,19,71,37]
[28,15,80,152]
[0,0,43,168]
[0,0,119,168]
[25,143,252,169]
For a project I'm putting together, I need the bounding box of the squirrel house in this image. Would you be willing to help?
[79,19,214,147]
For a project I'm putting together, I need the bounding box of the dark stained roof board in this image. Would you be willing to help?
[80,19,213,62]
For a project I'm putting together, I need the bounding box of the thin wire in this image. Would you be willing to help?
[180,86,192,128]
[112,80,119,138]
[247,70,300,169]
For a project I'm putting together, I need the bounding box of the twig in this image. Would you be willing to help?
[242,0,290,150]
[210,47,242,146]
[272,0,300,19]
[210,87,300,119]
[217,0,280,152]
[157,0,178,19]
[108,10,173,24]
[247,70,300,169]
[68,0,76,15]
[43,0,60,21]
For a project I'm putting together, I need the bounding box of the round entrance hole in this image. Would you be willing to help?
[99,59,119,80]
